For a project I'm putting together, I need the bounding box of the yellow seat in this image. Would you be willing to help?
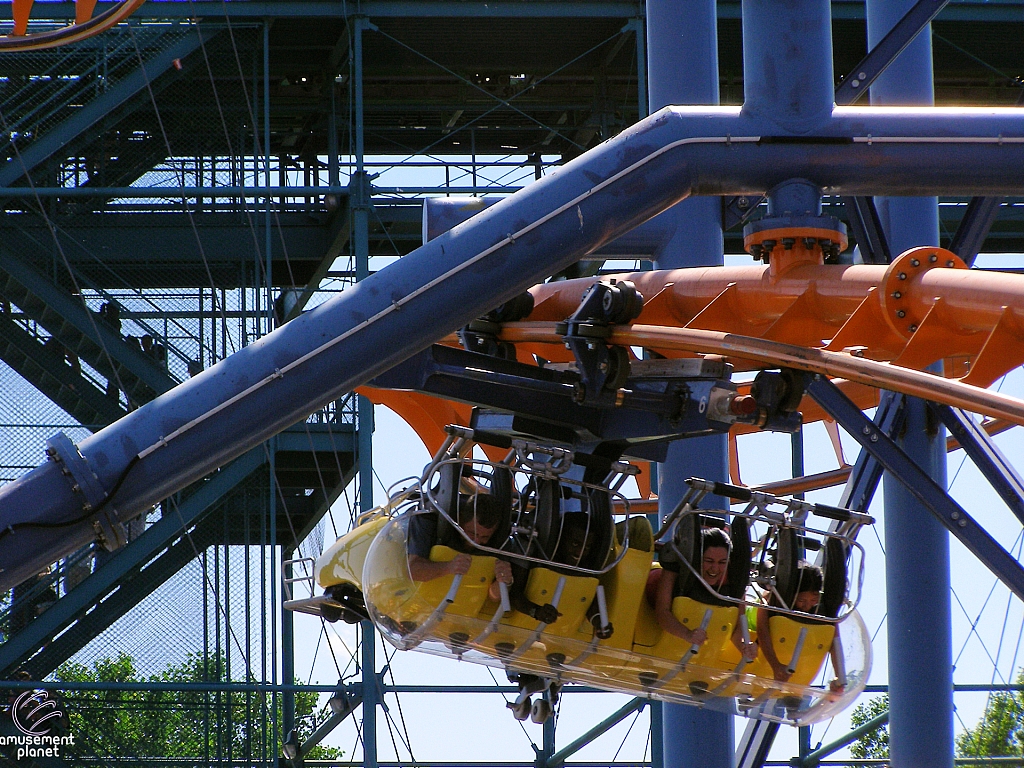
[504,567,599,635]
[411,545,498,618]
[756,616,835,687]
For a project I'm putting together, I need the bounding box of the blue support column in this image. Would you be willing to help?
[740,0,835,134]
[647,1,732,765]
[353,18,379,768]
[866,3,952,766]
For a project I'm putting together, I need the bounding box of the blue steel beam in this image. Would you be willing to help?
[948,195,1003,265]
[5,104,1024,588]
[807,376,1024,603]
[842,195,892,265]
[933,405,1024,527]
[27,0,1024,21]
[834,0,949,106]
[946,92,1024,265]
[0,26,219,188]
[547,698,646,768]
[0,445,265,677]
[0,186,348,198]
[866,1,952,763]
[838,391,906,512]
[736,720,780,768]
[2,422,355,678]
[646,0,731,764]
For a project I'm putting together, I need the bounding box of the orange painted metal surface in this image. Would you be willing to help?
[499,322,1024,426]
[523,247,1024,389]
[3,0,146,51]
[374,243,1023,504]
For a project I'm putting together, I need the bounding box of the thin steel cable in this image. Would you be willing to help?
[366,27,627,164]
[199,7,306,311]
[0,105,137,405]
[124,19,238,354]
[611,707,643,763]
[485,664,539,750]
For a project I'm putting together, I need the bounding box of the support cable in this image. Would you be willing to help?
[0,103,134,405]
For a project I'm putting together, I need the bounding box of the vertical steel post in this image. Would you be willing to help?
[268,436,279,764]
[866,3,952,767]
[353,18,378,768]
[740,0,835,133]
[263,20,273,336]
[647,1,732,765]
[282,555,295,738]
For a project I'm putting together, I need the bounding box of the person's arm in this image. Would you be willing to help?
[488,560,514,602]
[757,606,791,682]
[508,563,559,624]
[731,614,758,661]
[828,637,847,694]
[654,569,706,644]
[408,552,471,582]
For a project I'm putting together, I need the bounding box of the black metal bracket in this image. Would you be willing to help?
[558,280,644,401]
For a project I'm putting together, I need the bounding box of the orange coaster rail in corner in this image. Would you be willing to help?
[515,244,1024,407]
[4,0,146,51]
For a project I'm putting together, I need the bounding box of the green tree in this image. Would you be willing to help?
[957,669,1024,758]
[849,694,889,763]
[54,651,344,764]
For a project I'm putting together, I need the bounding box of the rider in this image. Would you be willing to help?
[407,493,513,601]
[654,526,758,661]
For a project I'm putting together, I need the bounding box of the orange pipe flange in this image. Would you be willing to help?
[523,248,1024,387]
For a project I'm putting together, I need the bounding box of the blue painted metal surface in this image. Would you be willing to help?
[866,1,952,763]
[948,195,1003,266]
[838,392,906,512]
[835,0,949,106]
[842,195,892,265]
[934,406,1024,527]
[26,0,1024,22]
[0,446,266,675]
[806,376,1024,602]
[3,71,1024,590]
[741,0,835,134]
[646,0,733,764]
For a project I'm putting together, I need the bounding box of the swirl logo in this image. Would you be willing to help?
[10,690,64,736]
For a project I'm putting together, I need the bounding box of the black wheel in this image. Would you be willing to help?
[531,698,552,724]
[601,281,644,324]
[489,292,535,323]
[603,346,631,391]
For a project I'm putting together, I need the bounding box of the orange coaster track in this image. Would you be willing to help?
[365,243,1024,494]
[4,0,145,51]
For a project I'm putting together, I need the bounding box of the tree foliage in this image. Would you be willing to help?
[849,694,889,761]
[849,670,1024,763]
[957,669,1024,758]
[54,651,343,763]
